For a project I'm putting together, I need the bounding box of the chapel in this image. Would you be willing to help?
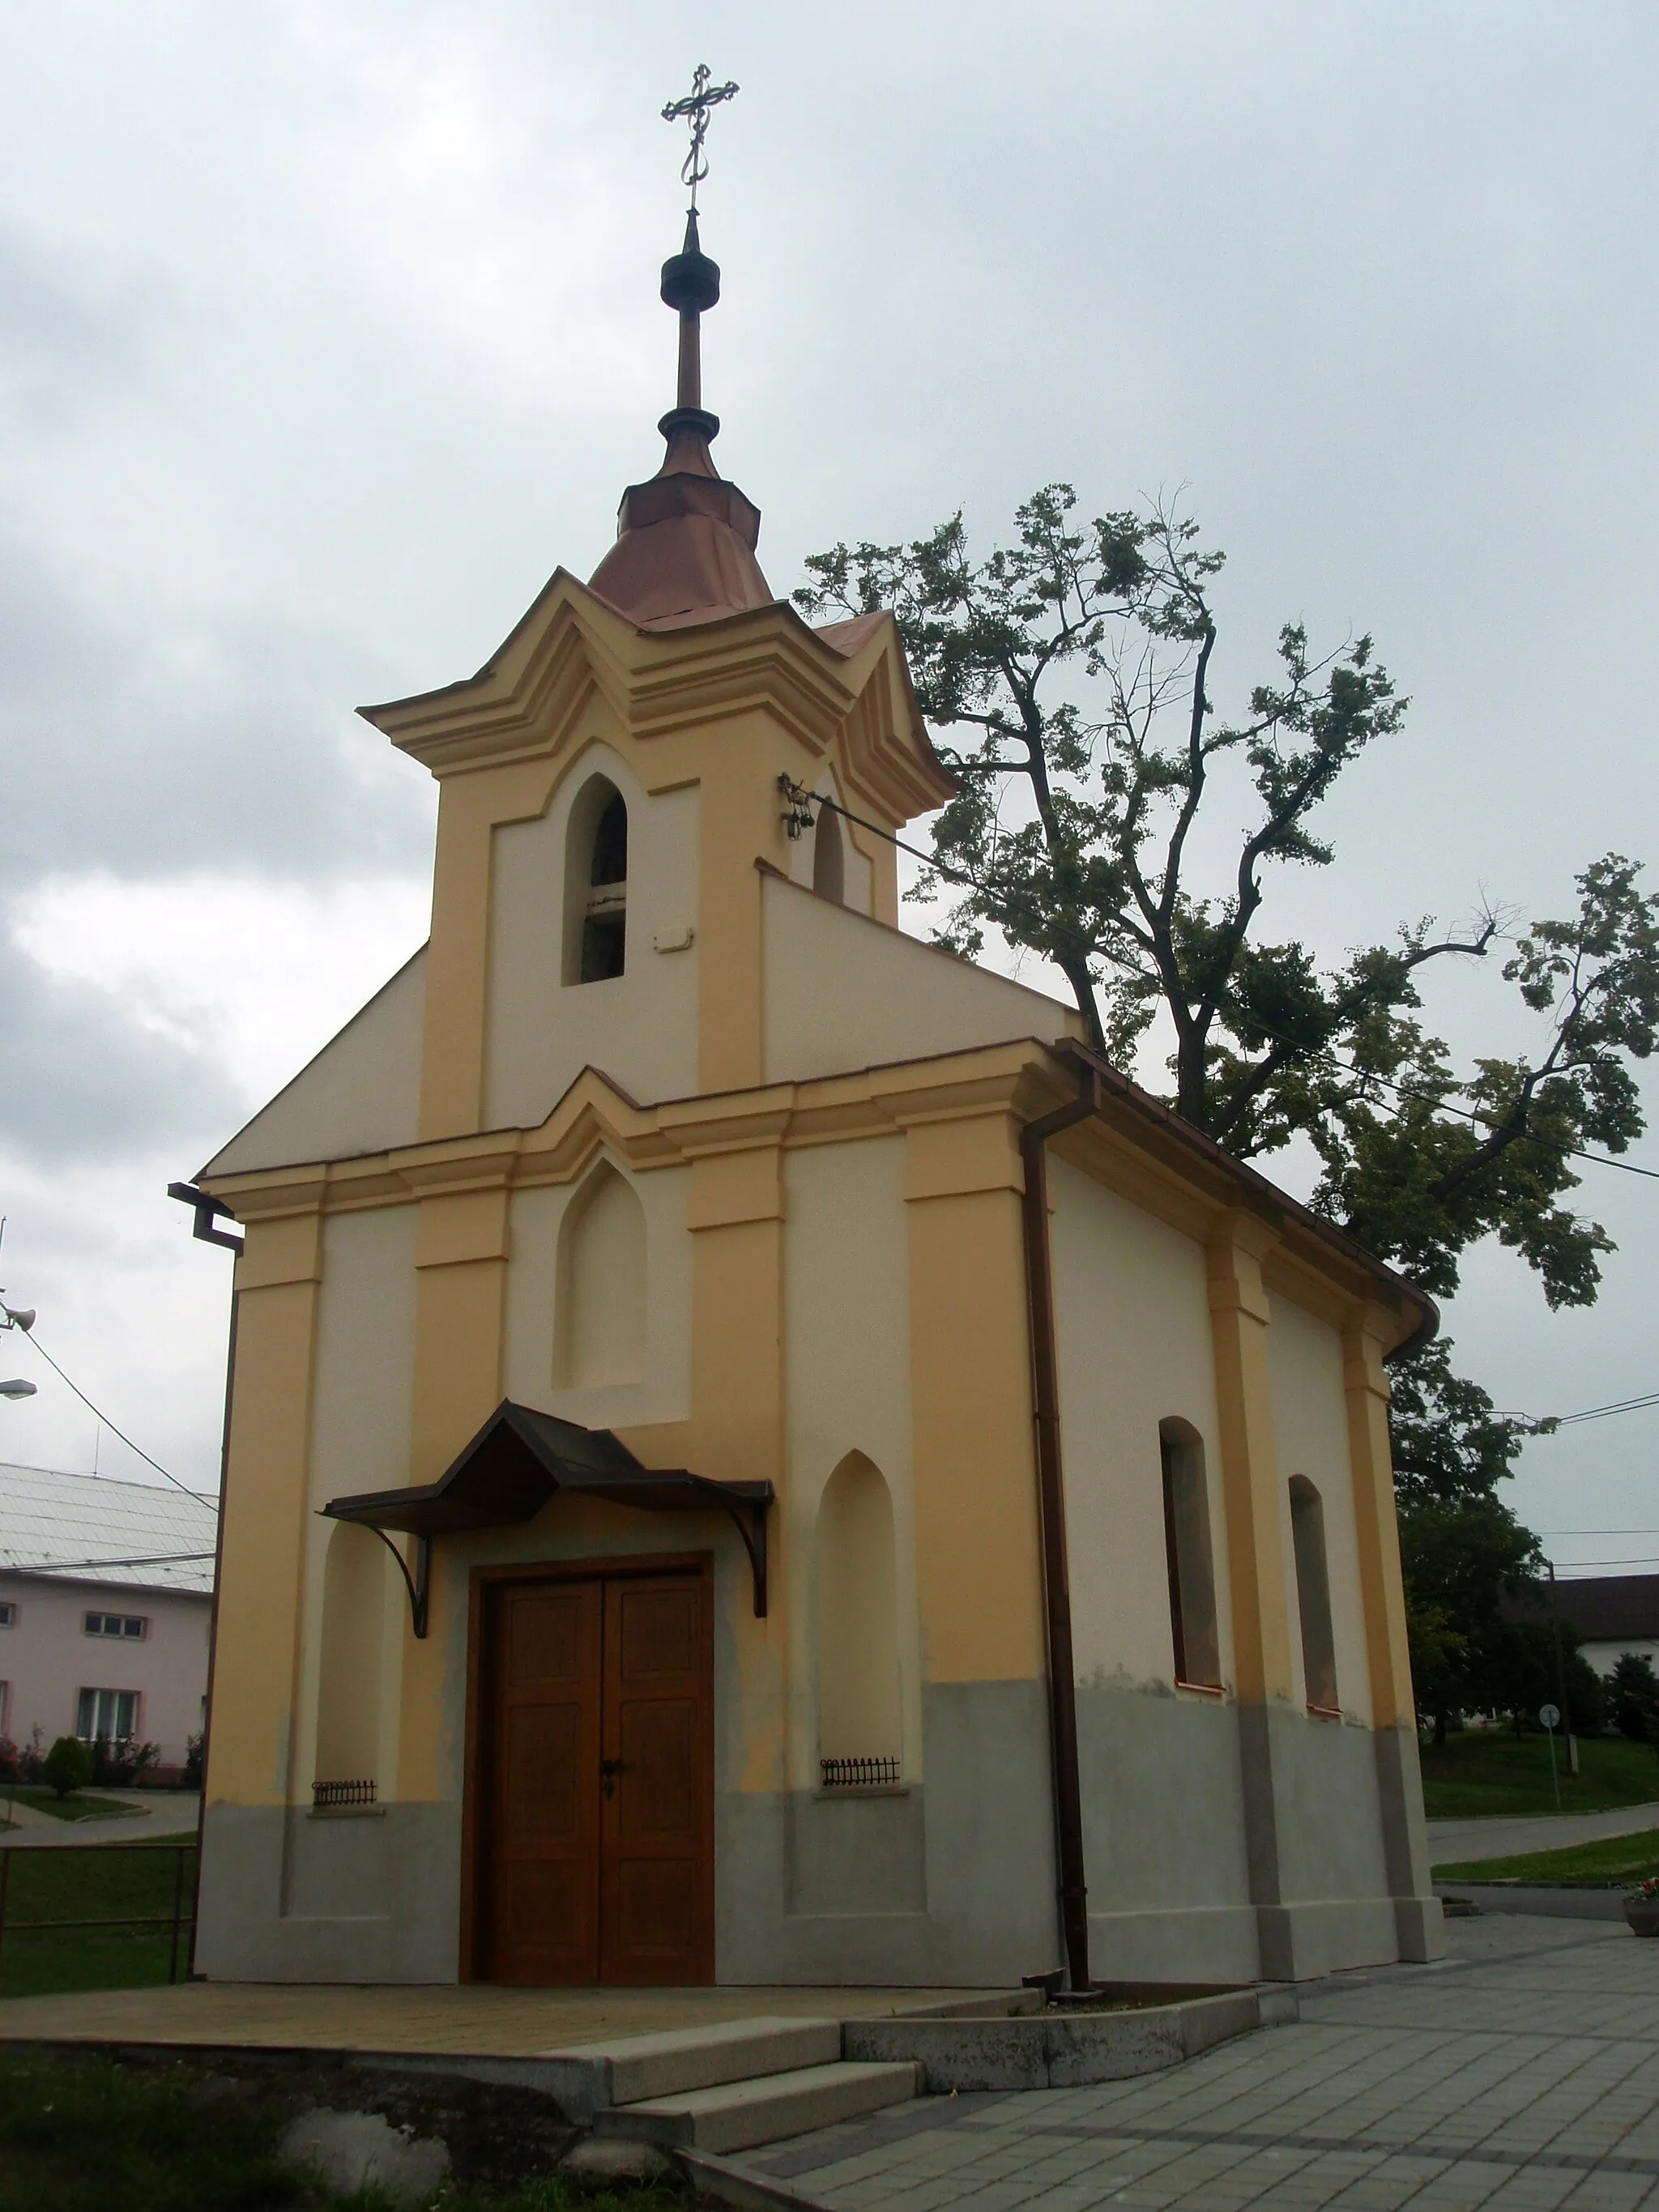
[181,173,1444,1992]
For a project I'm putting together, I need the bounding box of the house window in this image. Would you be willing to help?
[563,774,629,983]
[84,1612,147,1640]
[1289,1476,1339,1714]
[77,1688,139,1741]
[0,1601,15,1628]
[1160,1421,1222,1690]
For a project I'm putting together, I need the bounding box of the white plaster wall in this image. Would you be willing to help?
[504,1161,693,1431]
[204,951,426,1177]
[1048,1159,1234,1693]
[485,744,699,1127]
[761,872,1077,1086]
[0,1572,211,1767]
[1582,1639,1659,1678]
[1266,1292,1373,1725]
[292,1204,419,1801]
[782,1136,921,1790]
[785,768,873,915]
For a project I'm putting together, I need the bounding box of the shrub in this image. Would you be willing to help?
[183,1733,203,1790]
[87,1736,161,1788]
[41,1736,92,1799]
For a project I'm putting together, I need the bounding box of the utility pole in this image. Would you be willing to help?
[1546,1559,1580,1779]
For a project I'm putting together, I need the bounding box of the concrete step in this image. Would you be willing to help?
[599,2058,923,2154]
[537,2016,842,2118]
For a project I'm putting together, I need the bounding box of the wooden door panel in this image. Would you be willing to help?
[600,1577,713,1984]
[480,1566,711,1986]
[485,1582,601,1984]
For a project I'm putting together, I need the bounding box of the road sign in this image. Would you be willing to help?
[1540,1703,1561,1731]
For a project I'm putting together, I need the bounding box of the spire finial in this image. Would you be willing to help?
[661,63,739,216]
[655,65,738,450]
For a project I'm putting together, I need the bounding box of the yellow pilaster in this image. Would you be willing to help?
[1342,1308,1415,1730]
[904,1113,1045,1685]
[206,1211,322,1806]
[1206,1210,1294,1705]
[685,1144,787,1790]
[694,726,783,1094]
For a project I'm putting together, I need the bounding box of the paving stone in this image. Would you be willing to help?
[731,1916,1659,2211]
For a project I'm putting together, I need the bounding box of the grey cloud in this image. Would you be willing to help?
[0,927,243,1164]
[0,221,160,429]
[0,513,434,886]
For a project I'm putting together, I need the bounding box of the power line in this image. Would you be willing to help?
[2,1550,215,1574]
[795,782,1659,1187]
[11,1329,215,1507]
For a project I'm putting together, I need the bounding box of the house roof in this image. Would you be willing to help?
[0,1462,217,1595]
[1548,1575,1659,1644]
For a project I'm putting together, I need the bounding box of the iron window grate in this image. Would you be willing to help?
[312,1779,377,1810]
[819,1756,902,1789]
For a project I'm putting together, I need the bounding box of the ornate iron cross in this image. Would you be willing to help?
[661,63,739,213]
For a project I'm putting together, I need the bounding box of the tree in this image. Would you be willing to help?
[41,1733,91,1799]
[800,486,1658,1733]
[1610,1653,1659,1744]
[797,490,1659,1315]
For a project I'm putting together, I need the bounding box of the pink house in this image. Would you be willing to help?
[0,1463,215,1775]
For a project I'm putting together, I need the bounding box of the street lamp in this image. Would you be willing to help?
[0,1379,36,1399]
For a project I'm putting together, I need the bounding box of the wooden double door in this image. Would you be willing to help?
[476,1566,714,1985]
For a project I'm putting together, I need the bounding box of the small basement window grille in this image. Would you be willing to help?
[819,1755,902,1789]
[312,1779,377,1810]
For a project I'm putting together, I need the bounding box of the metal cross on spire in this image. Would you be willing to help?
[661,63,739,215]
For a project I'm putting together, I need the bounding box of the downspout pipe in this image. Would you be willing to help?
[167,1182,242,1978]
[1020,1055,1102,1993]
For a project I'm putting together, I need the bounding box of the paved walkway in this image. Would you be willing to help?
[742,1916,1659,2210]
[0,1792,199,1849]
[1429,1799,1659,1866]
[0,1980,996,2054]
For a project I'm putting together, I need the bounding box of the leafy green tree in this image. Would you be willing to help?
[1610,1652,1659,1743]
[41,1734,91,1799]
[797,490,1659,1315]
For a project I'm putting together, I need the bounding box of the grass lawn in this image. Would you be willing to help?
[2,1787,144,1823]
[1418,1730,1659,1818]
[0,1844,197,1998]
[1435,1829,1659,1886]
[0,2048,687,2211]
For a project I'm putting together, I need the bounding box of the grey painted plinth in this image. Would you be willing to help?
[843,1984,1298,2091]
[194,1801,462,1983]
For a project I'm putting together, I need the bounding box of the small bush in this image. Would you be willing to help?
[41,1737,92,1800]
[182,1733,203,1790]
[87,1737,160,1789]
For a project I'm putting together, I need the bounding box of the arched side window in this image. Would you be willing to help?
[555,1160,647,1388]
[1160,1420,1221,1690]
[812,805,845,904]
[562,774,628,984]
[314,1520,386,1787]
[816,1452,902,1771]
[1289,1475,1339,1714]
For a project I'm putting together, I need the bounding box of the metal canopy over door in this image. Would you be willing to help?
[480,1566,714,1985]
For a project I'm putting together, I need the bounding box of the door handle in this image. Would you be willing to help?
[599,1758,625,1799]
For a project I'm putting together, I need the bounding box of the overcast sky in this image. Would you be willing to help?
[1,2,1655,1574]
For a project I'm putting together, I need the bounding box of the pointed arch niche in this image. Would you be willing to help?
[555,1158,648,1389]
[815,1452,902,1768]
[812,805,846,903]
[313,1519,388,1785]
[562,772,629,984]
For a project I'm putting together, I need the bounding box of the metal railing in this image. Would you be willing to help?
[0,1841,198,1988]
[312,1779,377,1810]
[819,1755,902,1789]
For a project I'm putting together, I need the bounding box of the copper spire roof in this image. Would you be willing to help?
[586,210,774,632]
